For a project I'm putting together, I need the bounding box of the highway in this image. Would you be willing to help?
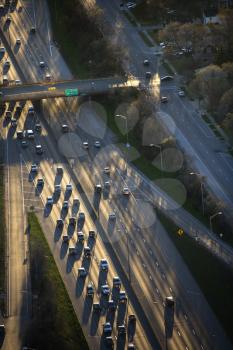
[12,99,153,350]
[96,0,233,214]
[0,41,30,350]
[0,1,232,350]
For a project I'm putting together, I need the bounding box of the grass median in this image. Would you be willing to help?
[26,212,89,350]
[158,212,233,345]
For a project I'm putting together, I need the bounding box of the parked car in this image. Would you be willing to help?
[100,258,108,271]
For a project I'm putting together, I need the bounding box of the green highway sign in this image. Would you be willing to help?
[65,88,79,97]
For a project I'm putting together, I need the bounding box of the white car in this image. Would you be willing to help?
[83,141,89,149]
[178,90,185,97]
[39,61,45,68]
[101,284,110,295]
[94,141,101,148]
[161,96,168,103]
[127,2,136,9]
[103,322,112,334]
[122,187,130,195]
[35,145,43,154]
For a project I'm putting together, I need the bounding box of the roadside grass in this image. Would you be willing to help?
[122,10,137,26]
[0,139,5,312]
[161,60,174,75]
[27,213,89,350]
[131,4,159,25]
[138,31,154,47]
[148,29,160,44]
[168,55,196,80]
[158,212,233,345]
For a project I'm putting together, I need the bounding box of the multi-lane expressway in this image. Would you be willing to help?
[0,1,232,350]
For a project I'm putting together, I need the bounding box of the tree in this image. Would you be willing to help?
[218,87,233,121]
[189,64,229,111]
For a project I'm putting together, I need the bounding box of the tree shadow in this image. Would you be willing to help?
[82,295,93,325]
[60,241,68,260]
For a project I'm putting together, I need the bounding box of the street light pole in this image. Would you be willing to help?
[190,172,205,216]
[209,211,222,233]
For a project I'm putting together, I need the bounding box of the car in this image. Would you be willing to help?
[105,336,114,347]
[6,16,11,24]
[119,291,127,303]
[66,184,72,192]
[48,86,56,91]
[47,196,53,206]
[31,164,38,173]
[118,324,126,334]
[178,90,185,97]
[62,234,69,243]
[165,296,175,307]
[0,47,5,54]
[68,246,76,255]
[28,106,34,115]
[83,141,89,149]
[57,218,64,228]
[95,183,102,193]
[62,201,69,209]
[100,259,108,271]
[35,123,42,132]
[104,166,110,174]
[57,166,63,175]
[35,145,43,154]
[104,181,110,188]
[17,130,24,139]
[143,59,149,66]
[73,198,79,206]
[128,314,136,325]
[78,267,87,277]
[54,184,61,193]
[161,75,174,82]
[159,42,165,47]
[128,344,136,349]
[109,212,116,220]
[15,79,21,85]
[4,60,10,68]
[15,105,22,113]
[5,111,12,119]
[108,300,117,311]
[78,212,85,220]
[113,276,121,289]
[161,96,168,103]
[145,71,152,79]
[21,140,28,148]
[0,324,5,335]
[26,130,34,139]
[103,322,112,334]
[83,246,91,258]
[77,231,85,243]
[30,27,36,34]
[89,230,96,239]
[45,73,51,81]
[122,187,130,195]
[93,302,101,312]
[16,38,21,45]
[2,76,8,85]
[61,124,69,133]
[11,118,17,127]
[86,283,94,296]
[101,284,110,296]
[94,140,101,148]
[37,178,44,186]
[39,61,45,68]
[69,217,76,226]
[127,2,136,9]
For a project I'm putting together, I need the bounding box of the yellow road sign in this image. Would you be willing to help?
[48,86,56,91]
[177,228,184,236]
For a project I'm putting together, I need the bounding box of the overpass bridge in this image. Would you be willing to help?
[0,76,143,102]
